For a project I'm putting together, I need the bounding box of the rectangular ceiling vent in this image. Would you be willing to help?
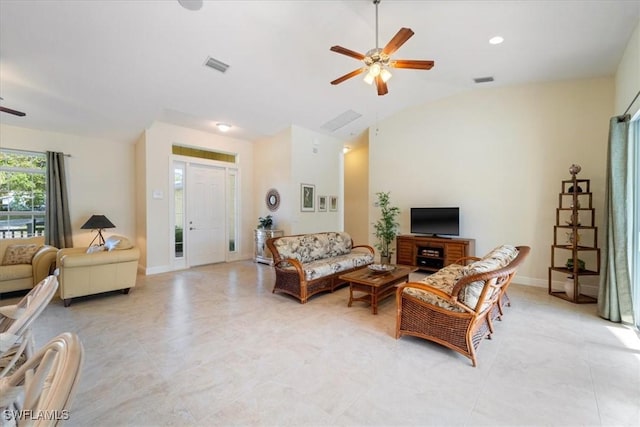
[320,109,362,132]
[204,56,230,73]
[473,76,495,84]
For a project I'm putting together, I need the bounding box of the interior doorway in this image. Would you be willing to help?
[173,159,236,269]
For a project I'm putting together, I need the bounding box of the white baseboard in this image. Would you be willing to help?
[515,274,599,298]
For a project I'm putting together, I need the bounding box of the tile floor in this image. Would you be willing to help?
[6,260,640,426]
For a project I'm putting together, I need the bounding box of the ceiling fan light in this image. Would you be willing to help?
[380,68,392,83]
[363,72,375,85]
[369,63,381,77]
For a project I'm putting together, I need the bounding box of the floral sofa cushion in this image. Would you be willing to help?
[459,245,519,311]
[280,251,374,281]
[273,232,353,264]
[403,264,467,313]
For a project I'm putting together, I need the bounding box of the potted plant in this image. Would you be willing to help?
[257,215,273,229]
[373,191,400,265]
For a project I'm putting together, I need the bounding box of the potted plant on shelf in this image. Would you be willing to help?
[373,191,400,265]
[257,215,273,229]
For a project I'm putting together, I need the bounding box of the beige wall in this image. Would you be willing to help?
[344,130,369,246]
[0,124,137,247]
[254,125,343,236]
[254,128,293,234]
[615,18,640,117]
[368,77,614,292]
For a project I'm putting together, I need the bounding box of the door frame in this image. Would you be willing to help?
[170,155,240,271]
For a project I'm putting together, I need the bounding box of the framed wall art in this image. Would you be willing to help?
[329,196,338,211]
[318,195,327,212]
[301,184,315,212]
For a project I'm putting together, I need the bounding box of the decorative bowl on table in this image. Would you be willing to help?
[367,264,396,274]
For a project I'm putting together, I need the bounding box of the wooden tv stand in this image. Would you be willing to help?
[396,235,475,273]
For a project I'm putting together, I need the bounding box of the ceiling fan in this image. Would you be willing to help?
[330,0,434,96]
[0,97,26,117]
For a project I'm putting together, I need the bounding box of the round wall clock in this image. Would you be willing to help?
[266,188,280,212]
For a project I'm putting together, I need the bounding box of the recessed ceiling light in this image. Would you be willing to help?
[178,0,203,11]
[489,36,504,45]
[216,123,231,132]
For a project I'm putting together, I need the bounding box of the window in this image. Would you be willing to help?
[228,171,238,252]
[174,164,185,258]
[631,118,639,329]
[0,150,46,239]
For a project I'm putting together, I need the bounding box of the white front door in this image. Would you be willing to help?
[186,164,226,266]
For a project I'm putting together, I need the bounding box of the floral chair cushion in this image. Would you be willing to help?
[403,264,467,313]
[459,245,519,311]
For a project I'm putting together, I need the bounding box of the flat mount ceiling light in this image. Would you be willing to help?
[489,36,504,45]
[329,0,434,96]
[216,123,231,132]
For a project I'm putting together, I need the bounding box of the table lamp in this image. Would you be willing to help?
[81,215,115,246]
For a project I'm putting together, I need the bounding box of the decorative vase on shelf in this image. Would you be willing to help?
[564,276,575,299]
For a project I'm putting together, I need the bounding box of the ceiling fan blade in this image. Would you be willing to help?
[0,106,26,117]
[382,27,414,56]
[390,59,435,70]
[330,67,366,85]
[375,75,388,96]
[330,45,366,61]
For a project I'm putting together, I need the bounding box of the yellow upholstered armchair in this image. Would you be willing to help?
[0,236,57,295]
[56,235,140,307]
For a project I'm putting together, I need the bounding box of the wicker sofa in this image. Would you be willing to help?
[0,236,58,295]
[267,232,375,304]
[396,245,530,366]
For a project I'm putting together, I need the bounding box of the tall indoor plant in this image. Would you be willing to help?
[373,191,400,264]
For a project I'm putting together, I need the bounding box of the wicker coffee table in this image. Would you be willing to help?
[339,265,416,314]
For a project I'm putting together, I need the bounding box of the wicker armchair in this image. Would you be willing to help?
[396,246,530,367]
[0,332,84,426]
[0,275,59,377]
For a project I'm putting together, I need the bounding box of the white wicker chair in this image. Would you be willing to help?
[0,276,59,378]
[0,332,84,427]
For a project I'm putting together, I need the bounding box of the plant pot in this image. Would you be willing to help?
[380,255,391,265]
[564,276,575,300]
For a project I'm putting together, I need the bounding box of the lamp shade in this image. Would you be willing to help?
[81,215,115,230]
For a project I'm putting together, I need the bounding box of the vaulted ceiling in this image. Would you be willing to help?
[1,0,638,144]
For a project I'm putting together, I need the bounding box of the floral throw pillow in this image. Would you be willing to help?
[2,244,40,265]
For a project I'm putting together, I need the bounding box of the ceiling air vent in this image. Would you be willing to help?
[320,110,362,132]
[204,56,230,73]
[473,76,494,84]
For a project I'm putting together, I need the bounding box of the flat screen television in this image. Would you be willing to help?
[410,207,460,236]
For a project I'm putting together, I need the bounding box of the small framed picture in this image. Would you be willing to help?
[329,196,338,211]
[318,195,327,212]
[301,184,315,212]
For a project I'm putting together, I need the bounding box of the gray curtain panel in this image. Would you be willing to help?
[597,116,633,324]
[45,151,73,248]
